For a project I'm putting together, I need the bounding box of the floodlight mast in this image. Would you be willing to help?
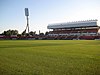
[24,8,29,34]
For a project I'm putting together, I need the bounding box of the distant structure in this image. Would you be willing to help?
[47,19,100,40]
[24,8,29,34]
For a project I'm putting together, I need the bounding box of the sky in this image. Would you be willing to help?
[0,0,100,34]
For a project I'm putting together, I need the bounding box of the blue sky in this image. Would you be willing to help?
[0,0,100,34]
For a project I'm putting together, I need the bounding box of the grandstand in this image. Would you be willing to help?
[47,19,100,40]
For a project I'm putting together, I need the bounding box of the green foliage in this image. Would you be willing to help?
[0,40,100,75]
[29,31,36,36]
[39,33,44,35]
[2,30,18,36]
[45,31,49,35]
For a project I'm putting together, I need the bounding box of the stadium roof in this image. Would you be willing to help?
[47,19,98,29]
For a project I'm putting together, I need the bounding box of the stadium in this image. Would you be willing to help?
[0,19,100,40]
[47,19,100,40]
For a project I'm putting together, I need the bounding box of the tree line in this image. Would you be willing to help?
[1,29,49,36]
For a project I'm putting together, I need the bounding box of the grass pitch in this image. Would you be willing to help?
[0,40,100,75]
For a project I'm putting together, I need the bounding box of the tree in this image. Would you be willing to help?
[2,31,7,35]
[6,30,11,36]
[2,29,19,36]
[17,34,21,37]
[45,31,49,35]
[39,33,44,35]
[13,30,18,35]
[29,31,36,36]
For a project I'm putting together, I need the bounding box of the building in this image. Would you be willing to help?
[47,19,100,40]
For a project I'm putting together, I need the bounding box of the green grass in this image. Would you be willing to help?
[0,40,100,75]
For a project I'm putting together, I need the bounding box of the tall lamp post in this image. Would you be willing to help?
[25,8,29,34]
